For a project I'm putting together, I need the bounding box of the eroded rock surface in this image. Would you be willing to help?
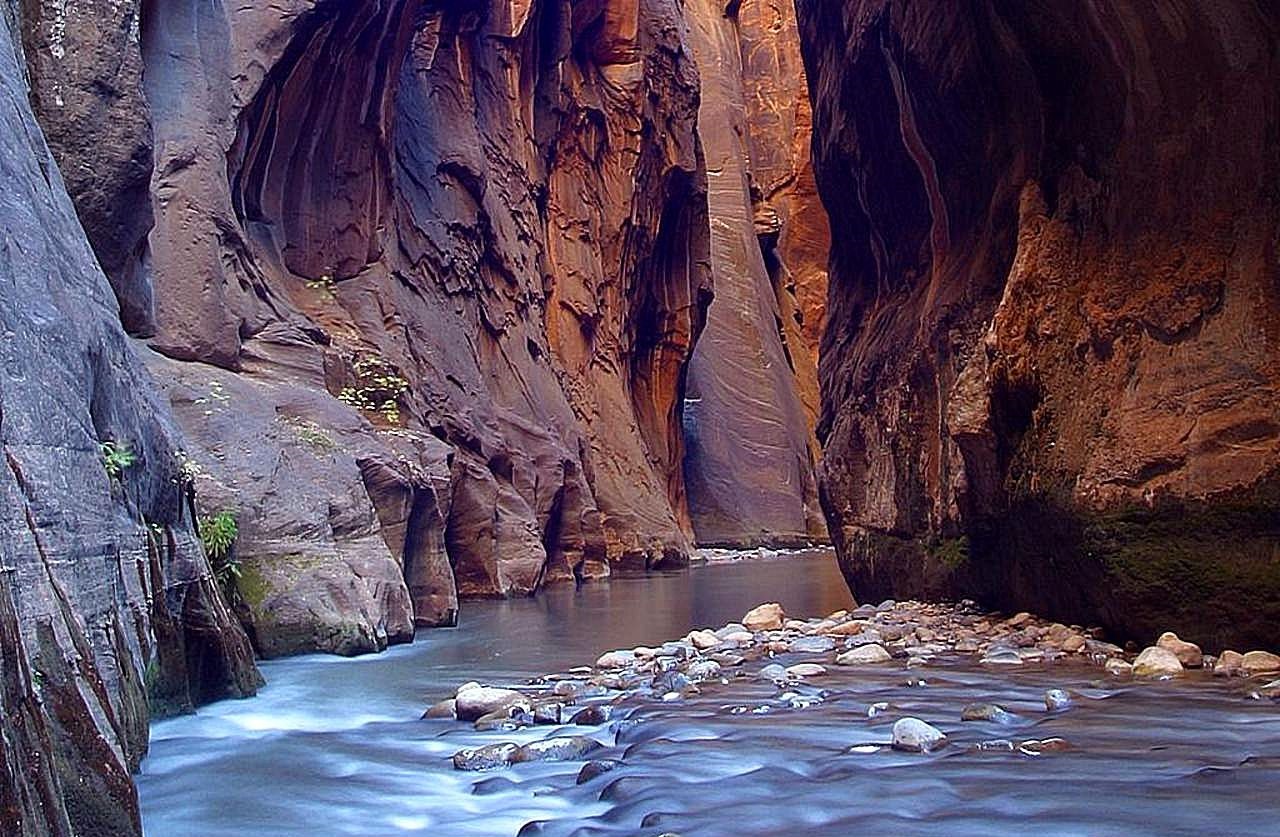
[682,0,828,547]
[0,14,260,836]
[798,0,1280,649]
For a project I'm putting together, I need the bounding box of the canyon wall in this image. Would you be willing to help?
[682,0,829,547]
[0,11,260,836]
[798,0,1280,649]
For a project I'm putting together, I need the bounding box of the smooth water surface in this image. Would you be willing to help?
[138,551,1280,836]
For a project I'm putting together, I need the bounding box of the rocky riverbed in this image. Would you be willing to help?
[428,599,1280,773]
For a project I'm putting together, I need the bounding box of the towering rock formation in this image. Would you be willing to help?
[798,0,1280,648]
[0,11,259,836]
[682,0,829,547]
[7,0,720,662]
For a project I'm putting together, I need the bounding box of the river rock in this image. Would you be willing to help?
[570,705,612,726]
[422,699,456,719]
[785,663,828,678]
[759,663,789,681]
[577,760,620,784]
[1062,635,1086,653]
[1044,689,1073,712]
[788,636,836,654]
[824,621,865,637]
[1241,650,1280,675]
[961,703,1018,724]
[687,659,723,681]
[687,630,721,650]
[980,648,1024,666]
[1214,650,1245,676]
[836,644,892,665]
[891,718,948,753]
[452,742,522,771]
[716,622,750,638]
[1105,659,1134,677]
[455,686,531,721]
[1018,738,1072,755]
[474,709,531,732]
[596,650,637,669]
[743,603,786,631]
[1132,647,1184,678]
[1157,632,1204,667]
[514,736,602,764]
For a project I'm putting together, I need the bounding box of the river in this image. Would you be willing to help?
[137,550,1280,836]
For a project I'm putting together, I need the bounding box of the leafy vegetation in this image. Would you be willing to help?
[339,355,410,424]
[100,440,137,479]
[305,273,338,303]
[199,511,241,601]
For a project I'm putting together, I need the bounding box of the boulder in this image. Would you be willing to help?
[1156,632,1204,668]
[454,686,531,722]
[891,718,948,753]
[743,603,786,631]
[1132,647,1184,678]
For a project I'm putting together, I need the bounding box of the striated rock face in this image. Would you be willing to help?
[681,0,828,546]
[11,0,718,658]
[0,13,260,836]
[798,0,1280,648]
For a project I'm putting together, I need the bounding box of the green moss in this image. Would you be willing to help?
[235,562,273,611]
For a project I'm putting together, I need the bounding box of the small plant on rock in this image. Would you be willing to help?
[338,354,410,425]
[305,273,338,303]
[198,511,241,601]
[100,440,137,480]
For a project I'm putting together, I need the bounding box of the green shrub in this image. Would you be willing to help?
[100,440,137,479]
[198,511,241,601]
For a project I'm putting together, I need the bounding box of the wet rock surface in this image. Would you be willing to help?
[798,0,1280,649]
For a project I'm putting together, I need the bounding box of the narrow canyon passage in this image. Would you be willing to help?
[0,0,1277,836]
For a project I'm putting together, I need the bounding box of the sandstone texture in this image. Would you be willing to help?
[681,0,828,547]
[0,14,260,837]
[798,0,1280,649]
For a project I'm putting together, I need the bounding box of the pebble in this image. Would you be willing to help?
[1018,737,1072,755]
[836,644,892,665]
[1044,689,1072,712]
[784,663,828,678]
[980,648,1024,666]
[788,635,836,654]
[961,703,1018,724]
[891,717,948,753]
[758,663,788,681]
[867,702,890,718]
[1132,646,1183,678]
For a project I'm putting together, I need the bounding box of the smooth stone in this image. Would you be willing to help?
[452,742,521,771]
[722,631,756,644]
[955,638,981,653]
[1018,738,1072,755]
[891,717,948,753]
[1062,635,1086,653]
[1214,650,1245,676]
[1157,632,1204,667]
[788,636,836,654]
[823,621,865,637]
[474,709,530,732]
[532,702,564,725]
[455,686,531,721]
[1241,650,1280,675]
[867,702,890,718]
[980,648,1024,666]
[784,663,828,678]
[1105,658,1134,677]
[836,644,892,665]
[570,704,611,725]
[687,630,721,650]
[850,605,878,618]
[576,760,620,784]
[513,736,602,764]
[596,650,636,669]
[743,603,786,631]
[1133,646,1184,678]
[876,599,897,613]
[686,659,722,681]
[1044,689,1073,712]
[758,663,788,681]
[845,631,884,648]
[961,703,1018,724]
[715,623,749,638]
[1005,612,1033,628]
[971,739,1016,752]
[421,698,456,719]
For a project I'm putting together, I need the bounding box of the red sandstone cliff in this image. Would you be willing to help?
[682,0,829,547]
[797,0,1280,648]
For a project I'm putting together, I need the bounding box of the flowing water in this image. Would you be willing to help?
[138,550,1280,837]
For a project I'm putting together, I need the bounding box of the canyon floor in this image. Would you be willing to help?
[138,551,1280,837]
